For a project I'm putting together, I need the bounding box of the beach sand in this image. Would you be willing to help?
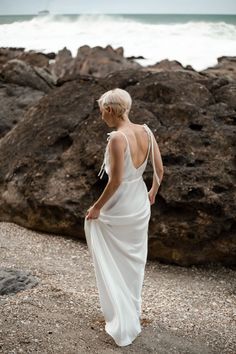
[0,221,235,353]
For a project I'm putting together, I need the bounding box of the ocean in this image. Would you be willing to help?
[0,14,236,70]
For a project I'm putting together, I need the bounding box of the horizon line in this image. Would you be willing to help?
[0,12,236,16]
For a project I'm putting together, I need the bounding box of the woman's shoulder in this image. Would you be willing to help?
[120,123,146,134]
[132,122,151,131]
[107,123,152,140]
[106,130,118,140]
[131,123,151,136]
[132,123,146,128]
[106,131,126,146]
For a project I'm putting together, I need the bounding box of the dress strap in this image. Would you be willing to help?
[97,159,105,179]
[97,132,114,179]
[98,131,123,179]
[143,124,160,187]
[144,126,151,157]
[115,130,129,149]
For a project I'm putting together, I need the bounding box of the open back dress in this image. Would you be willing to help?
[84,123,160,347]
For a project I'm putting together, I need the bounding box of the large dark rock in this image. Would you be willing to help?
[0,80,45,139]
[0,68,235,267]
[0,48,57,140]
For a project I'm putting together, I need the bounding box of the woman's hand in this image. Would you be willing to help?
[85,205,100,220]
[148,188,157,205]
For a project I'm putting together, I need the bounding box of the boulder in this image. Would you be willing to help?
[0,80,45,139]
[144,59,189,72]
[50,45,142,80]
[0,68,235,266]
[0,47,25,68]
[200,56,236,81]
[1,59,57,92]
[0,47,55,70]
[50,47,74,80]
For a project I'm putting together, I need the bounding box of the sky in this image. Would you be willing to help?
[0,0,235,15]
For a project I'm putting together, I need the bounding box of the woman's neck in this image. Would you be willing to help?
[114,116,132,130]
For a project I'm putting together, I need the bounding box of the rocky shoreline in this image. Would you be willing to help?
[0,45,235,266]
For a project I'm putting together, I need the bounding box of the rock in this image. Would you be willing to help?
[0,47,25,68]
[114,46,124,57]
[0,47,55,70]
[0,48,57,140]
[200,56,236,81]
[127,55,145,60]
[1,59,57,92]
[131,70,214,107]
[0,80,45,139]
[50,46,74,80]
[17,50,53,68]
[50,44,142,80]
[0,44,140,141]
[0,76,99,239]
[0,268,39,295]
[214,83,236,109]
[144,59,188,72]
[0,67,235,267]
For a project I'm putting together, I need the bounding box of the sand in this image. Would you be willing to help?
[0,221,235,353]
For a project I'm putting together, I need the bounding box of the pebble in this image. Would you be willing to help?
[0,221,235,354]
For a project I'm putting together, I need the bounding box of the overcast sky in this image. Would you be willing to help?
[0,0,235,15]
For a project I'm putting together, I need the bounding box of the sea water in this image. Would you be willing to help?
[0,13,235,70]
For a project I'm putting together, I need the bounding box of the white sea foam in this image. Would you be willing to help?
[0,14,236,70]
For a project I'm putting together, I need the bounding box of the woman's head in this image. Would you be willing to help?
[96,88,132,127]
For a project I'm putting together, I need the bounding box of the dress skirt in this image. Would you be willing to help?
[84,176,151,346]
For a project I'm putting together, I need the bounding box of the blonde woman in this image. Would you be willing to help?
[84,88,164,347]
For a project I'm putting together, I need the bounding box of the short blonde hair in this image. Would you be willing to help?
[96,88,132,119]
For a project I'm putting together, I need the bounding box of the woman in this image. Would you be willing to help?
[84,88,164,347]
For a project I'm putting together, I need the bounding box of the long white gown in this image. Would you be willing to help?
[84,123,160,347]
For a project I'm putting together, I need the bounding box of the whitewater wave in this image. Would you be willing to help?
[0,14,236,70]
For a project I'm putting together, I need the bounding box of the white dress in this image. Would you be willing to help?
[84,123,160,347]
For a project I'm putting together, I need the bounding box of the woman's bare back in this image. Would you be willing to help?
[119,123,150,169]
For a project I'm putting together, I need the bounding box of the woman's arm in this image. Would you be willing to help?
[148,133,164,205]
[86,133,125,219]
